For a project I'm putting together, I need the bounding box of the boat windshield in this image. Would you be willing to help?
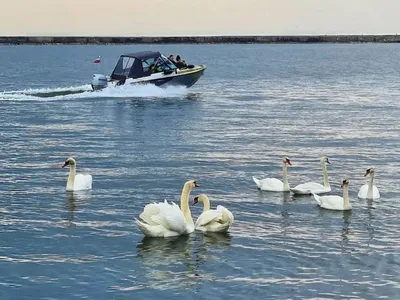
[142,55,177,73]
[158,55,177,70]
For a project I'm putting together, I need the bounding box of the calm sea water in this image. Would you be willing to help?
[0,44,400,299]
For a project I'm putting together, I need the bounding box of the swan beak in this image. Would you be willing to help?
[194,182,200,187]
[364,169,371,176]
[192,197,199,206]
[326,159,331,164]
[62,162,68,168]
[286,159,292,166]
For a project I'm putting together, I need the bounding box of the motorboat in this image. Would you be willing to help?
[91,51,206,91]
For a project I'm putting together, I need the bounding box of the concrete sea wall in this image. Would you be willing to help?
[1,35,400,44]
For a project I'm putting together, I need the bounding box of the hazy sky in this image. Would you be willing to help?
[0,0,399,36]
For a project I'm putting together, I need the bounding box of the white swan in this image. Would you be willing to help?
[62,157,92,192]
[192,194,234,233]
[135,180,199,237]
[253,156,292,192]
[358,167,380,200]
[312,178,352,211]
[291,155,331,195]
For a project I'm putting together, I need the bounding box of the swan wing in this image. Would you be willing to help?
[216,205,234,224]
[150,201,187,234]
[357,184,368,199]
[292,182,330,195]
[139,202,162,225]
[318,195,344,210]
[373,186,380,199]
[195,210,223,227]
[135,218,180,237]
[74,174,93,191]
[253,177,284,191]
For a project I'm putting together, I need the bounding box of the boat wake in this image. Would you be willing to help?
[0,83,190,101]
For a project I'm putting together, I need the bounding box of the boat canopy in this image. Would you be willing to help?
[110,51,177,80]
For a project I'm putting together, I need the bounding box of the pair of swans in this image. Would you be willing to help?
[253,155,331,195]
[136,180,234,237]
[62,157,92,192]
[313,167,381,211]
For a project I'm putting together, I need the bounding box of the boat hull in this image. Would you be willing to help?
[92,65,205,91]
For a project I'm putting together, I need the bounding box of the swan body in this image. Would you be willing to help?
[312,178,352,211]
[62,157,92,192]
[291,155,331,195]
[136,180,199,237]
[253,156,292,192]
[192,194,234,233]
[358,167,380,200]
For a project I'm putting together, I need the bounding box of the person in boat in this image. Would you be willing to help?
[150,58,163,73]
[175,55,187,69]
[168,55,176,64]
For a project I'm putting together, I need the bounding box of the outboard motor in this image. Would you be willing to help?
[91,74,108,91]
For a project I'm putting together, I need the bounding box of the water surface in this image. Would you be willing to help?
[0,44,400,299]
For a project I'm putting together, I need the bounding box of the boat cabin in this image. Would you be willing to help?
[110,51,177,80]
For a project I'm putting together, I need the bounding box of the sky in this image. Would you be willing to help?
[0,0,399,36]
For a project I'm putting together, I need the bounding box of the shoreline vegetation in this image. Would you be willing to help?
[0,35,400,45]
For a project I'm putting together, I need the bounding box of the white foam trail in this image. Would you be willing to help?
[67,83,189,100]
[0,83,189,101]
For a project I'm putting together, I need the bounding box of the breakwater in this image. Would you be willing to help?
[1,35,400,44]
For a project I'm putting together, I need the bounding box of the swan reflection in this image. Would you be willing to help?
[62,191,92,228]
[136,231,232,286]
[136,235,201,287]
[201,232,232,247]
[136,235,192,267]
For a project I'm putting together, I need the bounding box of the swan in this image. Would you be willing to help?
[291,155,331,195]
[192,194,234,233]
[253,156,292,192]
[358,167,380,200]
[312,178,352,211]
[135,180,199,238]
[62,157,92,192]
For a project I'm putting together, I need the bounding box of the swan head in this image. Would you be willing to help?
[185,180,200,189]
[62,157,76,168]
[364,167,375,176]
[320,155,331,164]
[282,156,292,166]
[192,194,208,206]
[340,178,349,188]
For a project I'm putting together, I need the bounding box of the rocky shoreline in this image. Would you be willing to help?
[1,35,400,45]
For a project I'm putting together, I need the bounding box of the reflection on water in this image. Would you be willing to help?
[135,232,233,289]
[62,191,92,228]
[136,235,192,267]
[341,210,352,253]
[201,232,232,247]
[1,44,400,299]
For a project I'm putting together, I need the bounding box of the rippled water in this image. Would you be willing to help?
[1,44,400,299]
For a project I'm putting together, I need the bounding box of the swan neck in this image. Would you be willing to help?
[203,197,211,211]
[343,185,350,209]
[321,160,330,188]
[367,172,375,198]
[282,162,289,190]
[66,164,76,190]
[180,184,194,225]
